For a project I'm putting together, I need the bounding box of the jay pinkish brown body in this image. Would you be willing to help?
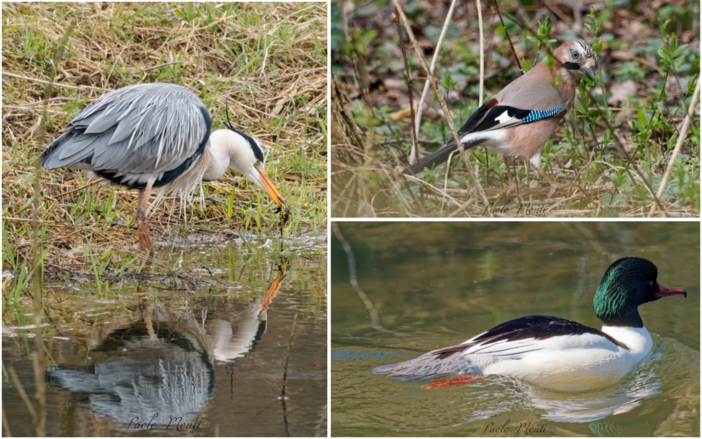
[405,39,598,198]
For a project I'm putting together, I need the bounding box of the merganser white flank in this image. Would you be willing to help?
[373,258,686,392]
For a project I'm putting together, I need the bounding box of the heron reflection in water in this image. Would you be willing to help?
[46,258,291,428]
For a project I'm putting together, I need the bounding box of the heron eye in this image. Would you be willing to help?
[255,159,261,165]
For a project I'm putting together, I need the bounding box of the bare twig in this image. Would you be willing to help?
[441,150,458,213]
[476,0,485,189]
[331,223,389,332]
[391,0,492,214]
[1,400,12,437]
[280,313,298,399]
[2,105,61,114]
[648,78,700,217]
[448,196,476,217]
[3,71,106,91]
[476,0,484,107]
[410,0,458,165]
[7,367,37,422]
[53,178,104,198]
[9,97,71,107]
[392,10,421,171]
[491,0,521,71]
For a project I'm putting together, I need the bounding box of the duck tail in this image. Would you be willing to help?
[373,351,478,381]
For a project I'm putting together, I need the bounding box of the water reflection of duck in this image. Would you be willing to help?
[374,258,686,392]
[46,258,290,427]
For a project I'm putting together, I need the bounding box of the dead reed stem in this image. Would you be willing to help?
[391,0,493,214]
[649,78,700,216]
[393,10,421,171]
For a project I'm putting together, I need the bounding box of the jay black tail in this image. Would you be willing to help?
[403,137,488,175]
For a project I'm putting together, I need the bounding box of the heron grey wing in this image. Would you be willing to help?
[108,108,161,145]
[66,111,103,133]
[83,83,209,175]
[83,108,123,135]
[93,105,208,174]
[42,130,96,169]
[43,83,209,176]
[57,134,99,161]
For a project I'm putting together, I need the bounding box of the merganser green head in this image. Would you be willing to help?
[594,257,686,327]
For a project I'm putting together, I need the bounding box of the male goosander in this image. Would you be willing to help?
[373,257,686,392]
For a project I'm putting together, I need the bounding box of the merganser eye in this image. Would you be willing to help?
[649,280,654,287]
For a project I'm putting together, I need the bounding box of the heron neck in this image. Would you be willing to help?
[202,136,232,181]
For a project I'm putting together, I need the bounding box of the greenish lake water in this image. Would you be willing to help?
[331,222,699,437]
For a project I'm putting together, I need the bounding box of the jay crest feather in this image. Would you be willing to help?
[575,39,597,60]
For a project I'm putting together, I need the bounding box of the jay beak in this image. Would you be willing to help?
[405,39,598,198]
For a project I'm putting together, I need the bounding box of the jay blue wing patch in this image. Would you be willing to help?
[521,104,566,123]
[461,103,566,134]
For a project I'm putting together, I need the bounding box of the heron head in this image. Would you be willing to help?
[219,117,290,226]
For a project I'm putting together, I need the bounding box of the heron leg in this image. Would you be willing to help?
[503,156,517,196]
[530,163,564,198]
[136,180,155,271]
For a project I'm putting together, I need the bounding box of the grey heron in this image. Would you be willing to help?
[41,83,290,255]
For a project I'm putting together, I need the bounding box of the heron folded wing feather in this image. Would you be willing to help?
[84,108,122,135]
[68,111,103,131]
[48,142,95,169]
[109,110,150,145]
[57,135,99,161]
[93,134,134,170]
[101,138,162,174]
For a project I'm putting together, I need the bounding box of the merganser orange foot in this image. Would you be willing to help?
[373,258,686,392]
[420,375,485,389]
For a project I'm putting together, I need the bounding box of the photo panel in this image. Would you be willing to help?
[331,221,699,436]
[330,0,699,218]
[2,2,327,436]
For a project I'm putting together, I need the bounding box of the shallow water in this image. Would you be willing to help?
[3,234,327,437]
[331,222,699,436]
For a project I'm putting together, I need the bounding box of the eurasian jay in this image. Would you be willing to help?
[405,39,597,198]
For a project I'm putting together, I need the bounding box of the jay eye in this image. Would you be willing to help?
[571,50,579,59]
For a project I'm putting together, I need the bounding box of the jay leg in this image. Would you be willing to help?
[136,179,155,272]
[531,163,564,198]
[503,156,517,196]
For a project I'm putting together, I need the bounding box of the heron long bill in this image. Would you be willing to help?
[254,167,291,226]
